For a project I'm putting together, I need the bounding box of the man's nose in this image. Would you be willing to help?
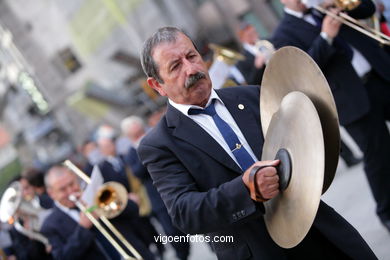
[65,185,77,196]
[183,58,198,76]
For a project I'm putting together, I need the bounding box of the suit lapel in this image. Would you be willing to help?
[166,104,242,173]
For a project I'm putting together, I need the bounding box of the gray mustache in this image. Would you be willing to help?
[185,72,206,89]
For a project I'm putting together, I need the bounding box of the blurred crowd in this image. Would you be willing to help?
[0,107,193,260]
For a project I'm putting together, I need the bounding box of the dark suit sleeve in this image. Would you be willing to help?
[306,35,337,69]
[271,19,336,70]
[272,31,336,69]
[41,222,96,260]
[138,143,264,235]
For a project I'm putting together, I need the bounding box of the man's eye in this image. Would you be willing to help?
[171,63,179,71]
[188,54,197,59]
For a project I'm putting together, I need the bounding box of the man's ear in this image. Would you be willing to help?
[147,77,167,97]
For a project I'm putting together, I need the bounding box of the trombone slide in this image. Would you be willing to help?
[69,195,137,260]
[314,5,390,45]
[63,160,143,260]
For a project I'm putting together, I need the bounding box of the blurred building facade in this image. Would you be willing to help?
[0,0,282,175]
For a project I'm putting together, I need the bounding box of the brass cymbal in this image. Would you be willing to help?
[262,91,324,248]
[260,46,340,193]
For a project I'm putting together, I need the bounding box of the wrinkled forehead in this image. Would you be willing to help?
[152,33,196,63]
[50,169,74,187]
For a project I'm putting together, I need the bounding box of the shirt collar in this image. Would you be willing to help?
[168,89,224,116]
[242,43,258,56]
[284,7,305,18]
[55,200,75,212]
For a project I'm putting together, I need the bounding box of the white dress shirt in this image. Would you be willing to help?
[55,201,80,222]
[169,89,258,170]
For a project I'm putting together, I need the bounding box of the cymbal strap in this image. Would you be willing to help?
[248,165,273,202]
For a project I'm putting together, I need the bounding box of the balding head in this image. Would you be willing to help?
[45,166,80,208]
[97,137,116,157]
[121,116,146,142]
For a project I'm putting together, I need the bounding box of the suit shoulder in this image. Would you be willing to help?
[41,208,62,231]
[217,85,260,102]
[218,85,260,95]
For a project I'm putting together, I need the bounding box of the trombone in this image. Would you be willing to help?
[304,0,390,45]
[63,160,143,260]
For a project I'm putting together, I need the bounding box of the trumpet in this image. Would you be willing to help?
[63,160,142,260]
[302,0,390,45]
[0,181,50,246]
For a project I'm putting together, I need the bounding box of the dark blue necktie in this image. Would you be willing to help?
[189,100,255,171]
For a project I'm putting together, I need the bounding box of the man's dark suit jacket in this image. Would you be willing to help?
[235,49,264,85]
[40,206,107,260]
[138,86,375,259]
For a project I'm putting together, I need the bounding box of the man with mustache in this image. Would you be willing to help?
[138,26,376,259]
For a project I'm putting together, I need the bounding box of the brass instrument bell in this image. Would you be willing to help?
[334,0,361,11]
[209,43,245,66]
[94,181,128,219]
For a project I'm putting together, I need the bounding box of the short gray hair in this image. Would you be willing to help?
[121,115,145,135]
[140,27,194,83]
[44,166,70,189]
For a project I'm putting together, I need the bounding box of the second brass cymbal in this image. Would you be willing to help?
[262,91,324,248]
[260,46,340,193]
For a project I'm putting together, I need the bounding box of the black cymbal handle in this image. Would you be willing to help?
[274,148,292,191]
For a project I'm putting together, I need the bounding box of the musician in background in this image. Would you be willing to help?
[96,135,159,259]
[23,168,54,209]
[41,166,112,260]
[79,140,104,176]
[234,21,267,85]
[121,116,190,260]
[271,0,390,232]
[5,176,52,260]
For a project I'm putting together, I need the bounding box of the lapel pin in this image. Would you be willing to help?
[238,104,245,110]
